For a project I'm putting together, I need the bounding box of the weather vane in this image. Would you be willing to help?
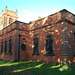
[16,9,18,12]
[2,10,3,12]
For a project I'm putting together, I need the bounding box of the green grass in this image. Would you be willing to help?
[0,59,75,75]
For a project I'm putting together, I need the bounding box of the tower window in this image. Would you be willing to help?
[9,18,13,24]
[33,38,39,55]
[3,17,7,28]
[45,35,54,56]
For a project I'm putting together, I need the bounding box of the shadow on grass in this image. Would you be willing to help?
[0,60,75,75]
[0,59,11,64]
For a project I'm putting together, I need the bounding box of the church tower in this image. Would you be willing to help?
[0,6,18,30]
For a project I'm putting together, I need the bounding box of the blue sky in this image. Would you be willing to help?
[0,0,75,23]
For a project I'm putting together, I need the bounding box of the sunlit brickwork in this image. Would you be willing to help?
[0,9,75,64]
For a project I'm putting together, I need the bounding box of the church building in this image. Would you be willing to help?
[0,7,75,65]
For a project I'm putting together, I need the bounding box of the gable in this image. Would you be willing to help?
[60,9,75,23]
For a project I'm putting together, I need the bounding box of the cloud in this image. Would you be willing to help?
[18,9,56,23]
[18,9,38,23]
[39,11,51,17]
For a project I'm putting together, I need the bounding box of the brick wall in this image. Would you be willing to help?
[27,22,62,62]
[0,9,75,64]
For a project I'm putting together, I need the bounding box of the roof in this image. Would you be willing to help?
[59,9,75,16]
[30,9,75,23]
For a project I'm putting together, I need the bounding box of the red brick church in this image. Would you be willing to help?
[0,7,75,65]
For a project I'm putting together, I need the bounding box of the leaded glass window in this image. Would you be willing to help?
[33,38,39,55]
[5,40,7,54]
[9,38,12,54]
[46,35,54,55]
[1,40,3,54]
[21,43,26,51]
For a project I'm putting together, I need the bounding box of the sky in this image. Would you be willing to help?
[0,0,75,23]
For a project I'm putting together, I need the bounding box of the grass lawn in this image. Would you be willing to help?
[0,59,75,75]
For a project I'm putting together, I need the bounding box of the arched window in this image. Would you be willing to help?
[1,40,3,54]
[9,18,13,24]
[9,38,12,54]
[5,40,7,54]
[46,35,54,55]
[21,43,26,51]
[33,37,39,55]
